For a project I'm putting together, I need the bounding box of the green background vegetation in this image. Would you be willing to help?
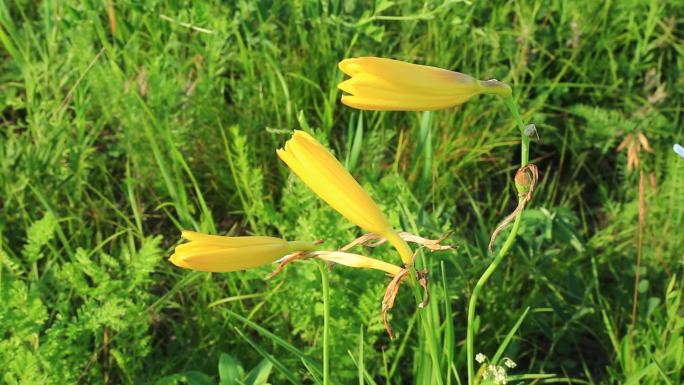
[1,0,682,384]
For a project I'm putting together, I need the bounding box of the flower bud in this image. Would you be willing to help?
[277,130,414,264]
[338,57,511,111]
[169,230,316,273]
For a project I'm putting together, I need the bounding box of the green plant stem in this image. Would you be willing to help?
[388,238,445,384]
[465,215,523,384]
[287,240,319,252]
[408,265,445,385]
[466,96,530,385]
[318,262,331,385]
[504,96,530,166]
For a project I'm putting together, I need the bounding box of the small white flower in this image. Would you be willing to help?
[674,144,684,158]
[482,364,510,385]
[476,353,487,364]
[494,365,507,384]
[482,367,490,380]
[502,357,517,369]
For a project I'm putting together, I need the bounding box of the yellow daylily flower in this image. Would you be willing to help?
[277,130,414,264]
[313,251,403,276]
[170,230,317,272]
[338,57,511,111]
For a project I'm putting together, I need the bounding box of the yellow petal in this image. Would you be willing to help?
[279,131,390,234]
[338,68,478,97]
[337,57,510,111]
[277,131,414,264]
[169,253,191,268]
[181,230,283,247]
[179,245,288,272]
[170,231,317,273]
[340,95,471,111]
[339,77,470,105]
[338,59,363,76]
[315,251,403,276]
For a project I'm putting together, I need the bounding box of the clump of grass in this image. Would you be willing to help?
[1,1,682,384]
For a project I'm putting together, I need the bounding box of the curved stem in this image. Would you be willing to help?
[318,262,330,385]
[466,214,522,384]
[466,95,530,385]
[385,230,414,265]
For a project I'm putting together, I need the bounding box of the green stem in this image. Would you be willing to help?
[387,229,444,384]
[504,96,530,166]
[287,240,318,252]
[466,95,530,385]
[465,215,522,384]
[408,265,445,385]
[318,262,330,385]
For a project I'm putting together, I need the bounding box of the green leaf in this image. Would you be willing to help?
[219,353,244,385]
[185,371,215,385]
[22,211,58,263]
[233,327,304,385]
[225,310,326,381]
[346,112,364,172]
[375,0,395,13]
[491,307,530,365]
[646,297,661,317]
[243,359,272,385]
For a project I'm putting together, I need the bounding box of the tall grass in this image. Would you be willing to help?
[0,1,682,384]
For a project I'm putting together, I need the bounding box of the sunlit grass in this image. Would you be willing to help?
[0,1,682,384]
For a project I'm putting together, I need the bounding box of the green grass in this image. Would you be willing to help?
[1,0,683,384]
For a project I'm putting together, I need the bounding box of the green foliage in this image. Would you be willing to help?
[1,235,162,384]
[1,0,682,384]
[21,212,58,263]
[155,353,273,385]
[596,276,683,385]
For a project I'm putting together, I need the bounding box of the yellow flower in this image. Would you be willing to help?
[277,130,414,264]
[338,57,511,111]
[314,251,403,276]
[170,230,317,272]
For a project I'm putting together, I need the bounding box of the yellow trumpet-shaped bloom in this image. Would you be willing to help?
[169,230,317,273]
[277,130,414,264]
[338,57,511,111]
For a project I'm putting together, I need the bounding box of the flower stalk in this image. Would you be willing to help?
[466,95,532,385]
[317,261,331,385]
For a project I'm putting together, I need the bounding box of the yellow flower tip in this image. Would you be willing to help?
[169,231,314,273]
[277,130,393,236]
[180,230,198,240]
[337,56,509,111]
[169,253,190,269]
[338,58,362,76]
[336,78,354,94]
